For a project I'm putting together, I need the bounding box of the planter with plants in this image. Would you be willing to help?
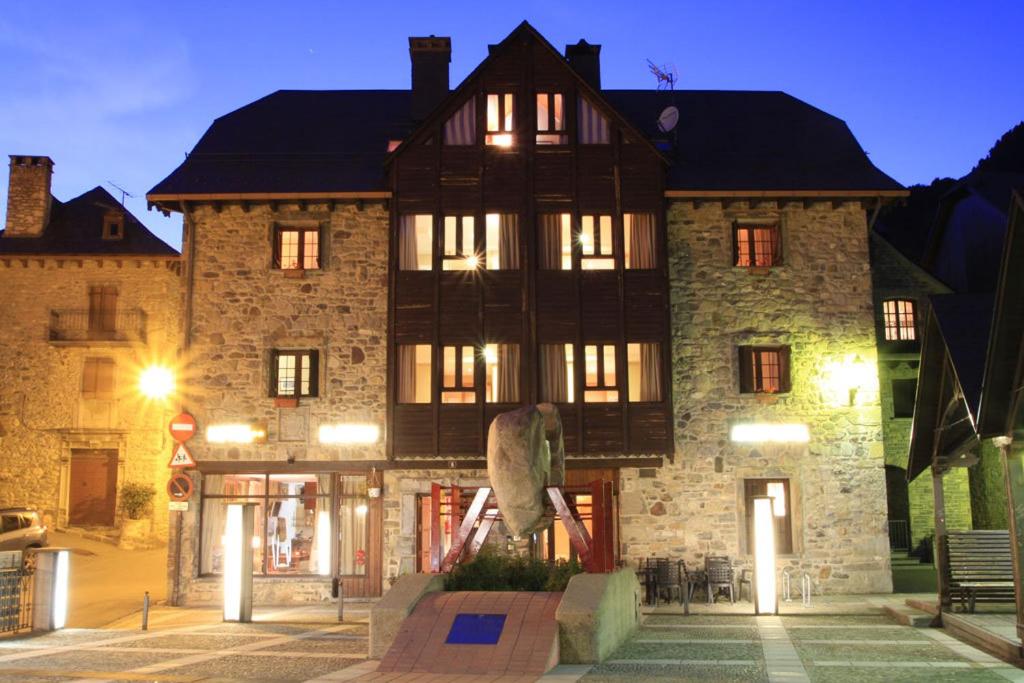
[118,482,156,549]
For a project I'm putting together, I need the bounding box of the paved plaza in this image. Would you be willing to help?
[1,600,1023,682]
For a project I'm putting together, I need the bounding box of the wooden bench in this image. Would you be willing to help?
[945,530,1016,612]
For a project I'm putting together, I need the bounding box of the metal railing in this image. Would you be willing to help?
[0,562,34,634]
[889,519,910,551]
[49,308,147,343]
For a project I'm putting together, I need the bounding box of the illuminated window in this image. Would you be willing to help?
[539,213,572,270]
[398,215,433,271]
[624,213,657,269]
[486,93,514,146]
[484,343,520,403]
[81,358,115,398]
[397,344,431,403]
[882,299,916,341]
[536,92,566,145]
[734,224,780,267]
[738,346,790,394]
[584,344,618,402]
[484,214,520,269]
[580,215,614,270]
[272,350,319,398]
[627,343,662,402]
[442,345,476,403]
[275,228,320,270]
[443,216,477,270]
[744,478,793,554]
[539,343,574,403]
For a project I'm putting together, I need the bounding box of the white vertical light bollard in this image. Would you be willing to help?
[223,503,256,623]
[752,496,778,615]
[31,548,70,631]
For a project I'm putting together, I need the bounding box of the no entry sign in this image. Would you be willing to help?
[169,413,197,442]
[167,473,194,502]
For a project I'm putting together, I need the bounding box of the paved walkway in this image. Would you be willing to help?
[1,599,1022,681]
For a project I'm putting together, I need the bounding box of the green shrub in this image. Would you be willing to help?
[444,549,583,592]
[120,482,156,520]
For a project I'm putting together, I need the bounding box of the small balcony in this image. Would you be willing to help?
[49,308,147,344]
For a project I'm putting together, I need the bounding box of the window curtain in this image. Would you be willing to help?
[339,477,369,576]
[538,214,562,270]
[498,214,520,270]
[626,213,657,269]
[640,343,662,401]
[496,344,520,402]
[200,475,225,575]
[540,344,568,402]
[443,98,476,145]
[578,98,610,144]
[398,216,420,271]
[309,474,332,575]
[397,345,417,403]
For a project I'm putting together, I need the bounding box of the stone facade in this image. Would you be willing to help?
[4,156,52,237]
[0,256,180,540]
[617,200,892,593]
[169,200,391,604]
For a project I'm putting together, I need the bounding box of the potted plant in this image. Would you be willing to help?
[119,482,156,549]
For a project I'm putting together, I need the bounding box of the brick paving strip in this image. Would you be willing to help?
[757,615,810,683]
[916,627,1024,682]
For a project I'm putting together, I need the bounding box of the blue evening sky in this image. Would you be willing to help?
[1,1,1021,249]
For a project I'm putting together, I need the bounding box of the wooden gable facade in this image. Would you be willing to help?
[386,24,672,461]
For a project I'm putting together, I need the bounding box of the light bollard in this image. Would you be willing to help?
[223,503,256,622]
[752,496,778,615]
[31,548,70,631]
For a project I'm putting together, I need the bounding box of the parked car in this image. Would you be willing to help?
[0,508,48,553]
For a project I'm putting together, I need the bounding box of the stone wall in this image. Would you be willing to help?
[169,200,390,603]
[908,468,972,551]
[0,256,180,539]
[618,200,891,593]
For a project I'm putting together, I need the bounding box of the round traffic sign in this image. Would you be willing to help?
[169,413,197,443]
[167,473,194,501]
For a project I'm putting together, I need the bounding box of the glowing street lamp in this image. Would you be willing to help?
[752,496,778,615]
[138,365,175,400]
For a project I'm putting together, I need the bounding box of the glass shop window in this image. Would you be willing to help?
[338,476,370,576]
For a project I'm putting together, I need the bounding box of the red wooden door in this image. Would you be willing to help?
[69,450,118,526]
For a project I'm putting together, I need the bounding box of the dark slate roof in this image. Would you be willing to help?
[0,187,178,256]
[929,292,994,419]
[603,90,902,192]
[150,88,903,198]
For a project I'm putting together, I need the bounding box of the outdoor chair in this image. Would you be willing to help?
[655,558,685,605]
[706,556,735,603]
[681,559,705,602]
[738,568,752,601]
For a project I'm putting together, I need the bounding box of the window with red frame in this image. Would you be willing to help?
[738,346,791,394]
[734,224,781,267]
[882,299,917,341]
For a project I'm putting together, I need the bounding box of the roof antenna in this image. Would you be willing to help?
[646,60,680,151]
[107,181,136,206]
[646,59,678,91]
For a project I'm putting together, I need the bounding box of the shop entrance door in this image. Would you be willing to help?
[336,474,382,597]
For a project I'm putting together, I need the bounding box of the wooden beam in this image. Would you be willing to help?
[664,189,908,199]
[933,470,952,612]
[998,439,1024,643]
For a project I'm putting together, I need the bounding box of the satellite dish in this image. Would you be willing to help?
[657,106,679,134]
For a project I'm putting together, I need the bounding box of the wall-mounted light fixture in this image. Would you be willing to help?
[820,353,875,407]
[207,424,268,444]
[730,423,810,444]
[752,496,778,615]
[223,503,256,622]
[318,423,380,445]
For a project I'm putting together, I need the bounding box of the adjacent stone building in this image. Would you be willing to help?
[147,22,904,604]
[0,156,181,545]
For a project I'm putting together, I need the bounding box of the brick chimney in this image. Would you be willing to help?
[566,40,602,91]
[5,155,53,238]
[409,36,451,122]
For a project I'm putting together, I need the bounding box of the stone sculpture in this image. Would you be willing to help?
[486,403,565,536]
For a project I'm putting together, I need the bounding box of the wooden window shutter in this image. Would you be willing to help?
[738,347,754,393]
[307,351,320,397]
[731,225,740,267]
[272,229,281,269]
[269,351,280,397]
[96,359,114,395]
[779,346,792,393]
[772,225,783,266]
[82,359,98,395]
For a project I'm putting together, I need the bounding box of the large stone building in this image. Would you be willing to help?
[0,156,181,544]
[146,22,904,604]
